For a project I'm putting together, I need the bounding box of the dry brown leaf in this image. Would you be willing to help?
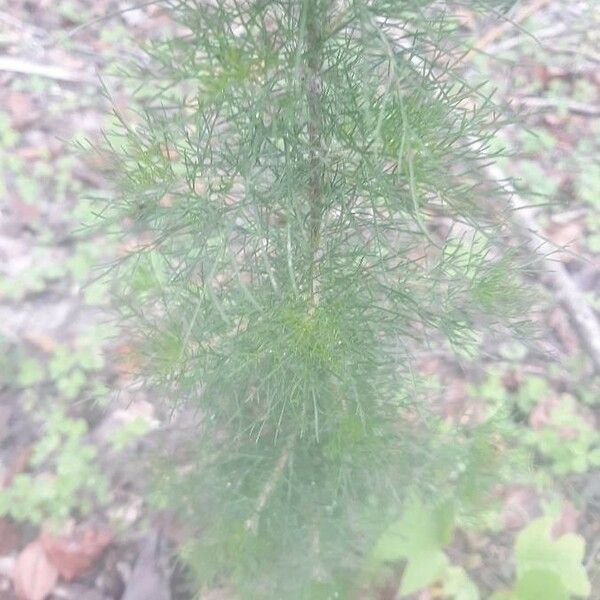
[0,519,21,555]
[2,447,33,488]
[40,526,112,582]
[501,369,522,393]
[418,355,441,377]
[22,332,57,354]
[113,342,140,377]
[8,194,42,223]
[552,501,580,538]
[499,486,541,531]
[6,92,37,130]
[13,541,58,600]
[0,406,11,445]
[93,399,158,448]
[529,395,562,430]
[544,219,584,261]
[443,379,487,426]
[530,394,596,439]
[548,308,579,355]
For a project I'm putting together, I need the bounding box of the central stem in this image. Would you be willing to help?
[245,5,329,535]
[305,0,326,310]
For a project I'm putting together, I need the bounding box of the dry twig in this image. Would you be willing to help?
[465,0,600,373]
[514,96,600,117]
[488,164,600,374]
[244,436,295,534]
[464,0,553,62]
[0,56,94,83]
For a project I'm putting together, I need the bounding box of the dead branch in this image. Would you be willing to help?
[244,436,295,534]
[0,56,94,83]
[514,96,600,117]
[463,0,553,63]
[487,163,600,374]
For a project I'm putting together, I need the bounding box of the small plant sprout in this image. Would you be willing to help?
[100,1,531,597]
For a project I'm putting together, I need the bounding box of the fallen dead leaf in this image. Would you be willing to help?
[93,399,158,446]
[418,355,441,377]
[6,92,38,130]
[22,332,58,353]
[2,447,33,488]
[544,219,583,262]
[499,486,541,530]
[8,194,41,223]
[0,407,11,445]
[121,530,170,600]
[548,308,579,356]
[501,369,521,393]
[529,395,562,430]
[532,64,551,89]
[443,379,487,426]
[113,343,140,377]
[551,500,579,537]
[52,582,107,600]
[529,393,596,439]
[13,541,58,600]
[0,519,21,555]
[41,526,112,582]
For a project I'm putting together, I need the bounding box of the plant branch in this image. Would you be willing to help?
[0,56,94,83]
[244,436,295,534]
[513,96,600,117]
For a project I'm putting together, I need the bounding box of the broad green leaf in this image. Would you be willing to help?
[17,357,45,387]
[400,550,448,596]
[373,496,455,562]
[515,518,590,597]
[515,570,567,600]
[490,592,516,600]
[373,496,455,596]
[577,163,600,208]
[442,565,480,600]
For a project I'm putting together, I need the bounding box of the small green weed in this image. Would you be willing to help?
[372,496,456,596]
[0,408,109,526]
[491,517,590,599]
[526,395,600,475]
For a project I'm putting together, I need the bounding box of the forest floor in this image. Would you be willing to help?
[0,1,598,599]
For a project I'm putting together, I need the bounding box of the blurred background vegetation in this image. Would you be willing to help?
[0,1,598,599]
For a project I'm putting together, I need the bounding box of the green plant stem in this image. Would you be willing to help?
[306,0,326,310]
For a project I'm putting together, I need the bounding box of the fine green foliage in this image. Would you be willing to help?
[491,517,591,600]
[99,0,531,596]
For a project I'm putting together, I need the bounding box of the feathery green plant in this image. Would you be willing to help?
[100,0,528,597]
